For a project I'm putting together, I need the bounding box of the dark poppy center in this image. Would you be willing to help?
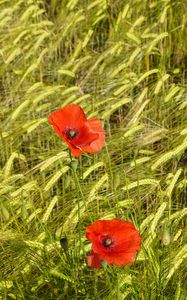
[65,128,78,140]
[102,237,112,248]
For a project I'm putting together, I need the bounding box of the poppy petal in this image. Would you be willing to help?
[48,104,87,135]
[102,251,137,266]
[110,229,142,253]
[67,143,83,157]
[87,250,102,269]
[70,124,99,147]
[81,118,105,153]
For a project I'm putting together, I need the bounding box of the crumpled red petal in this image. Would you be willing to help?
[87,251,102,269]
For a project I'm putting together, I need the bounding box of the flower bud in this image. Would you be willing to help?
[60,237,68,250]
[70,160,78,172]
[162,229,171,246]
[113,173,120,189]
[101,260,108,269]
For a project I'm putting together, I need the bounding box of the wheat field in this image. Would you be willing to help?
[0,0,187,299]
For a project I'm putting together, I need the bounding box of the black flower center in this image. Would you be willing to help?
[65,128,78,140]
[102,237,112,248]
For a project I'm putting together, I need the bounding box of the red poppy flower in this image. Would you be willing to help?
[86,219,142,268]
[48,104,105,157]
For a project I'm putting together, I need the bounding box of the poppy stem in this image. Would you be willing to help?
[68,149,84,256]
[68,149,73,161]
[73,167,93,223]
[71,160,88,257]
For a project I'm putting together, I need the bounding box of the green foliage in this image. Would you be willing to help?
[0,0,187,299]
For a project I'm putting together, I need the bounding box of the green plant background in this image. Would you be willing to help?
[0,0,187,299]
